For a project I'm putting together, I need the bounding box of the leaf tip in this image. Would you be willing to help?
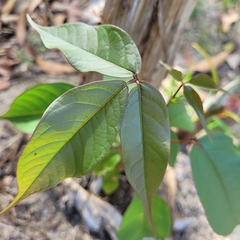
[0,196,20,215]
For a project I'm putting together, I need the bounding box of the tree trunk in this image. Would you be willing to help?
[102,0,197,88]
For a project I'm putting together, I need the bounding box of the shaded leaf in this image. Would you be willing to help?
[121,82,170,232]
[188,74,218,89]
[191,133,240,235]
[169,131,179,167]
[27,15,141,78]
[1,83,74,133]
[168,98,195,131]
[183,85,209,133]
[117,194,171,240]
[0,80,128,214]
[94,150,120,175]
[102,168,120,195]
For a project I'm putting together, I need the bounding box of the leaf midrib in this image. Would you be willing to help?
[137,84,149,210]
[35,20,134,76]
[21,83,127,197]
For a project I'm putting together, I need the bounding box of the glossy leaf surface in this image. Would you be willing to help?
[183,85,208,133]
[121,82,170,231]
[188,74,218,89]
[1,83,74,133]
[117,194,171,240]
[168,99,195,131]
[27,15,141,78]
[0,80,128,214]
[191,134,240,235]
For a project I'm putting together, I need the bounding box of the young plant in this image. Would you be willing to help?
[1,15,240,239]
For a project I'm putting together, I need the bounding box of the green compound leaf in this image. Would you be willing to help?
[188,74,218,89]
[0,80,128,214]
[168,98,195,131]
[191,133,240,235]
[27,15,141,78]
[120,82,170,233]
[183,85,209,134]
[1,83,74,133]
[117,194,171,240]
[169,131,179,167]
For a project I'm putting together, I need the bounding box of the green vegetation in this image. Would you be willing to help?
[1,15,240,239]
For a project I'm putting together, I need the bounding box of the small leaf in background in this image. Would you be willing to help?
[191,42,219,83]
[112,133,121,147]
[188,74,218,89]
[159,60,183,81]
[102,168,120,195]
[94,150,121,175]
[27,15,141,78]
[191,133,240,235]
[0,80,128,214]
[1,82,74,133]
[169,69,183,82]
[117,194,171,240]
[168,98,195,131]
[207,116,232,136]
[169,131,179,167]
[183,85,209,134]
[121,82,170,233]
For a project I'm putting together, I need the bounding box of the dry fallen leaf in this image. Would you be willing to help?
[16,3,28,46]
[0,14,18,24]
[0,65,11,89]
[221,9,239,33]
[0,69,11,80]
[190,50,230,72]
[1,0,17,15]
[226,53,240,70]
[0,79,11,90]
[36,57,77,74]
[53,13,67,26]
[28,0,43,13]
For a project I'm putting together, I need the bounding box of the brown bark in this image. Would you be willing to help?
[102,0,197,88]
